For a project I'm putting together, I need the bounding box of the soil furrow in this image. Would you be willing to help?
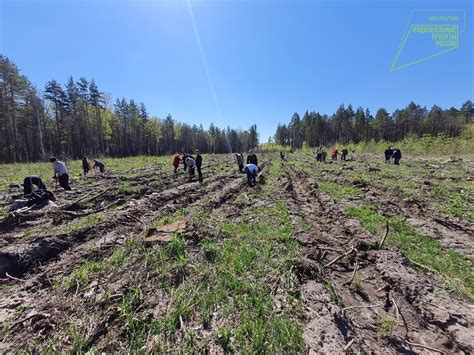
[283,163,473,354]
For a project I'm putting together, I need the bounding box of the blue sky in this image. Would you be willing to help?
[1,0,472,141]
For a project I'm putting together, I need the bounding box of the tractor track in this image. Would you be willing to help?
[282,163,473,354]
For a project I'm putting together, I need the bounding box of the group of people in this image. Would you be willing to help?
[235,150,260,186]
[171,149,261,186]
[82,156,106,176]
[21,157,72,196]
[20,144,404,199]
[22,157,107,195]
[384,147,402,165]
[315,147,349,162]
[172,150,203,182]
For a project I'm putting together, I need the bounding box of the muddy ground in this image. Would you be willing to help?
[0,152,472,353]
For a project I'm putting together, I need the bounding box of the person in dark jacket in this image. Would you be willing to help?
[315,147,323,162]
[195,150,203,182]
[182,154,189,171]
[384,147,394,163]
[82,156,91,176]
[392,148,402,165]
[23,176,47,195]
[341,148,348,161]
[247,150,258,165]
[93,159,106,173]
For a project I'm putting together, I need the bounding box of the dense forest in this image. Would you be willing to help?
[2,55,473,163]
[0,55,259,163]
[274,100,474,149]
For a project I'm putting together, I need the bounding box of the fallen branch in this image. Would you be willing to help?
[9,312,51,330]
[343,259,358,286]
[431,217,472,234]
[127,214,147,234]
[66,191,94,208]
[87,185,115,203]
[10,204,38,218]
[5,272,27,282]
[389,291,399,320]
[59,199,121,219]
[318,246,344,253]
[325,247,355,268]
[403,340,445,354]
[390,290,409,337]
[343,339,355,351]
[64,181,117,210]
[179,315,186,333]
[340,302,384,313]
[378,220,390,249]
[410,260,438,274]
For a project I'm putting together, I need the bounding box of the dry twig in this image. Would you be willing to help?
[343,339,355,351]
[378,220,390,249]
[325,247,355,268]
[9,312,51,329]
[340,302,384,313]
[5,272,26,282]
[403,340,445,354]
[343,259,358,286]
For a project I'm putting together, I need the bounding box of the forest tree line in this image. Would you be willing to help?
[0,55,259,163]
[274,101,474,149]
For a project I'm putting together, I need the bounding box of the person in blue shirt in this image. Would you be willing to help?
[244,163,259,187]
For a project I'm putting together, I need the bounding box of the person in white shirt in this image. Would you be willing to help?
[235,153,244,172]
[244,163,259,187]
[49,157,71,191]
[185,155,195,181]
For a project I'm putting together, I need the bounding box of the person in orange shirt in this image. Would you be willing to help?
[172,154,181,174]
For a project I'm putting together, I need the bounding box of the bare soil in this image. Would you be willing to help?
[0,153,472,353]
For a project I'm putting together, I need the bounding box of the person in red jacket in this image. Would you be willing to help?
[82,156,91,176]
[172,154,181,174]
[331,149,339,161]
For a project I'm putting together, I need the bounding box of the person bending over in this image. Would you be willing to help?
[50,157,71,191]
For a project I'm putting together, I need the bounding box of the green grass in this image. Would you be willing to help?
[62,214,105,233]
[383,179,418,198]
[287,157,361,200]
[65,260,106,292]
[432,181,474,221]
[119,285,149,352]
[377,315,397,336]
[151,208,188,228]
[149,202,304,353]
[343,133,474,156]
[62,247,128,293]
[0,155,172,192]
[118,181,141,195]
[318,180,360,200]
[346,205,385,235]
[347,205,474,300]
[268,160,283,177]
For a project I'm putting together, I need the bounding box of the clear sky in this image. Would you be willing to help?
[1,0,472,141]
